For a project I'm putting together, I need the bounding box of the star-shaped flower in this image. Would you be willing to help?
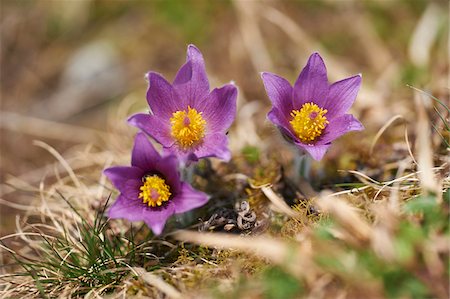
[129,45,237,163]
[104,133,209,235]
[262,52,364,160]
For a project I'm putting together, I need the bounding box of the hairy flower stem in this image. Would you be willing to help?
[181,164,195,184]
[177,163,196,227]
[294,152,312,182]
[175,211,195,228]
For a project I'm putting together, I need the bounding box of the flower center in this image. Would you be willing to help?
[139,175,171,207]
[170,106,206,149]
[289,102,329,143]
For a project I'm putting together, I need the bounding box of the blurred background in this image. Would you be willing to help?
[0,0,448,234]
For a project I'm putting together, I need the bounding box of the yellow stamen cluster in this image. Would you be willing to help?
[170,106,206,149]
[289,102,329,143]
[139,175,171,207]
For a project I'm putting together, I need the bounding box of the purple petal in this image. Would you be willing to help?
[104,166,143,191]
[300,143,331,161]
[173,45,210,108]
[293,53,329,109]
[154,155,182,194]
[172,182,209,214]
[128,113,174,148]
[193,133,231,162]
[142,202,176,235]
[198,84,237,133]
[108,195,144,222]
[146,72,184,120]
[131,132,161,169]
[324,75,362,120]
[267,108,297,141]
[320,114,364,144]
[121,179,142,201]
[261,72,293,117]
[162,146,193,165]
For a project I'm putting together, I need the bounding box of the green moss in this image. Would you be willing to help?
[153,0,220,43]
[382,269,428,299]
[242,145,260,164]
[400,64,429,86]
[262,266,303,299]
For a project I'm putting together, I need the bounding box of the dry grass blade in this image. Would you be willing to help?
[414,92,440,194]
[32,140,83,190]
[232,0,273,71]
[174,230,306,275]
[261,186,303,219]
[132,267,182,299]
[259,5,344,78]
[370,114,405,155]
[0,153,105,197]
[404,127,418,166]
[0,111,109,143]
[409,3,442,67]
[0,198,37,211]
[315,193,371,242]
[343,4,393,74]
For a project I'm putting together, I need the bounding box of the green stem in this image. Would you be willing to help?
[294,152,312,182]
[176,163,196,228]
[181,163,195,184]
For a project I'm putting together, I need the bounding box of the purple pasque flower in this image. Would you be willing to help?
[104,132,209,235]
[261,52,364,161]
[128,44,237,164]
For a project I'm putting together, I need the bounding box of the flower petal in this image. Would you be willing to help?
[154,155,182,194]
[104,166,143,191]
[324,74,362,120]
[173,45,210,107]
[146,72,184,120]
[267,108,297,141]
[199,84,237,133]
[300,143,331,161]
[320,114,364,144]
[121,179,142,201]
[108,195,144,222]
[193,133,231,162]
[172,182,209,214]
[142,202,176,235]
[128,113,174,148]
[261,72,293,117]
[131,132,161,169]
[293,53,329,109]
